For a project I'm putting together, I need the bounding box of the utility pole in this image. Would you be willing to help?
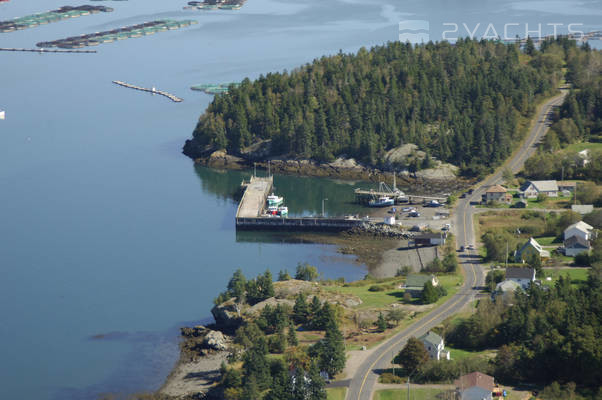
[505,241,509,268]
[268,161,271,177]
[561,166,564,183]
[407,375,410,400]
[322,198,328,217]
[254,162,257,178]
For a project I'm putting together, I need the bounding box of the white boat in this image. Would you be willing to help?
[0,110,4,120]
[368,196,395,207]
[267,194,283,206]
[277,206,288,216]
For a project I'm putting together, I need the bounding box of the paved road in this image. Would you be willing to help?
[345,90,567,400]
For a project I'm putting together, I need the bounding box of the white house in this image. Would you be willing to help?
[564,221,594,241]
[520,180,558,198]
[419,331,450,361]
[515,237,550,262]
[505,267,536,289]
[564,235,591,257]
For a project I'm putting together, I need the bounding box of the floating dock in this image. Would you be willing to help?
[354,188,447,205]
[0,5,113,33]
[184,0,246,10]
[235,175,364,231]
[0,47,96,53]
[112,81,183,102]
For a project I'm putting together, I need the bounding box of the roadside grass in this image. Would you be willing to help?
[326,387,346,400]
[540,267,589,287]
[375,388,447,400]
[477,196,573,210]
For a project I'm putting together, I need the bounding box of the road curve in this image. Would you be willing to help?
[345,90,567,400]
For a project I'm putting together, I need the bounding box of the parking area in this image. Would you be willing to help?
[366,204,453,232]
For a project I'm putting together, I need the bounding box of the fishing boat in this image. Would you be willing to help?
[277,206,288,216]
[0,110,5,120]
[368,196,395,207]
[267,205,279,215]
[267,194,283,206]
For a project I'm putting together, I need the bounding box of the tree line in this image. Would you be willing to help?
[186,39,559,176]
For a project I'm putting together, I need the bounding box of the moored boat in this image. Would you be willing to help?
[368,196,395,207]
[267,194,283,206]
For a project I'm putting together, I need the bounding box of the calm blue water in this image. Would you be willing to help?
[1,0,600,399]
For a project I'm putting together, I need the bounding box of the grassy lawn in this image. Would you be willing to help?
[375,388,446,400]
[323,280,405,309]
[540,267,589,287]
[447,346,495,361]
[326,387,347,400]
[534,236,561,246]
[323,274,462,310]
[563,141,602,153]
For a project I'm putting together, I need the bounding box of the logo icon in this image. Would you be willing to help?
[398,20,430,43]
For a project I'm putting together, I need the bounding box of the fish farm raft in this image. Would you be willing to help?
[0,5,113,33]
[36,20,197,49]
[191,83,241,95]
[184,0,247,10]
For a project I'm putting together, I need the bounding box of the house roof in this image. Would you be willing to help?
[571,205,594,215]
[496,280,521,293]
[405,274,433,288]
[522,237,543,252]
[460,386,494,400]
[455,372,494,391]
[486,185,507,193]
[532,180,559,192]
[565,221,594,234]
[565,235,590,249]
[419,331,443,347]
[506,267,535,280]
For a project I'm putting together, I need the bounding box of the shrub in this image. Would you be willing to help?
[368,285,385,292]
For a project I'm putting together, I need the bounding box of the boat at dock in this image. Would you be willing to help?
[0,109,5,120]
[267,194,283,206]
[368,196,395,207]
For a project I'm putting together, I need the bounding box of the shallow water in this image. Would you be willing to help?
[0,0,600,399]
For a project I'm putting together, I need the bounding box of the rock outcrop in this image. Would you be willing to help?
[211,298,243,329]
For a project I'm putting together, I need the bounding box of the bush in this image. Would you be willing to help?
[368,285,385,292]
[379,372,406,384]
[574,253,591,266]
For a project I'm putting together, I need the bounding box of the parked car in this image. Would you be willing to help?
[409,211,420,217]
[459,245,465,252]
[466,244,475,250]
[468,189,474,194]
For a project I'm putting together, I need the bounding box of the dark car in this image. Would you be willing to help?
[459,245,465,252]
[468,189,474,194]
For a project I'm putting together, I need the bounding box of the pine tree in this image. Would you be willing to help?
[421,281,439,304]
[377,312,387,332]
[293,293,309,324]
[227,269,246,302]
[309,296,322,329]
[278,270,291,281]
[288,321,299,346]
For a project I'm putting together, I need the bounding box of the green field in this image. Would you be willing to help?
[375,388,446,400]
[323,274,463,309]
[540,267,589,287]
[534,236,561,246]
[447,346,495,361]
[563,141,602,153]
[326,387,347,400]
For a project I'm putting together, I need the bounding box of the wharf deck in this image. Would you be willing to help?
[236,176,273,218]
[236,216,363,231]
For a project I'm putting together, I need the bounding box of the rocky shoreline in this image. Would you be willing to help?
[184,145,471,194]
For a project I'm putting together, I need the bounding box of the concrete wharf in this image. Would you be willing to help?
[112,80,182,102]
[235,175,364,231]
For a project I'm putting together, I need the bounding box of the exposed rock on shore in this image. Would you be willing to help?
[184,144,470,191]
